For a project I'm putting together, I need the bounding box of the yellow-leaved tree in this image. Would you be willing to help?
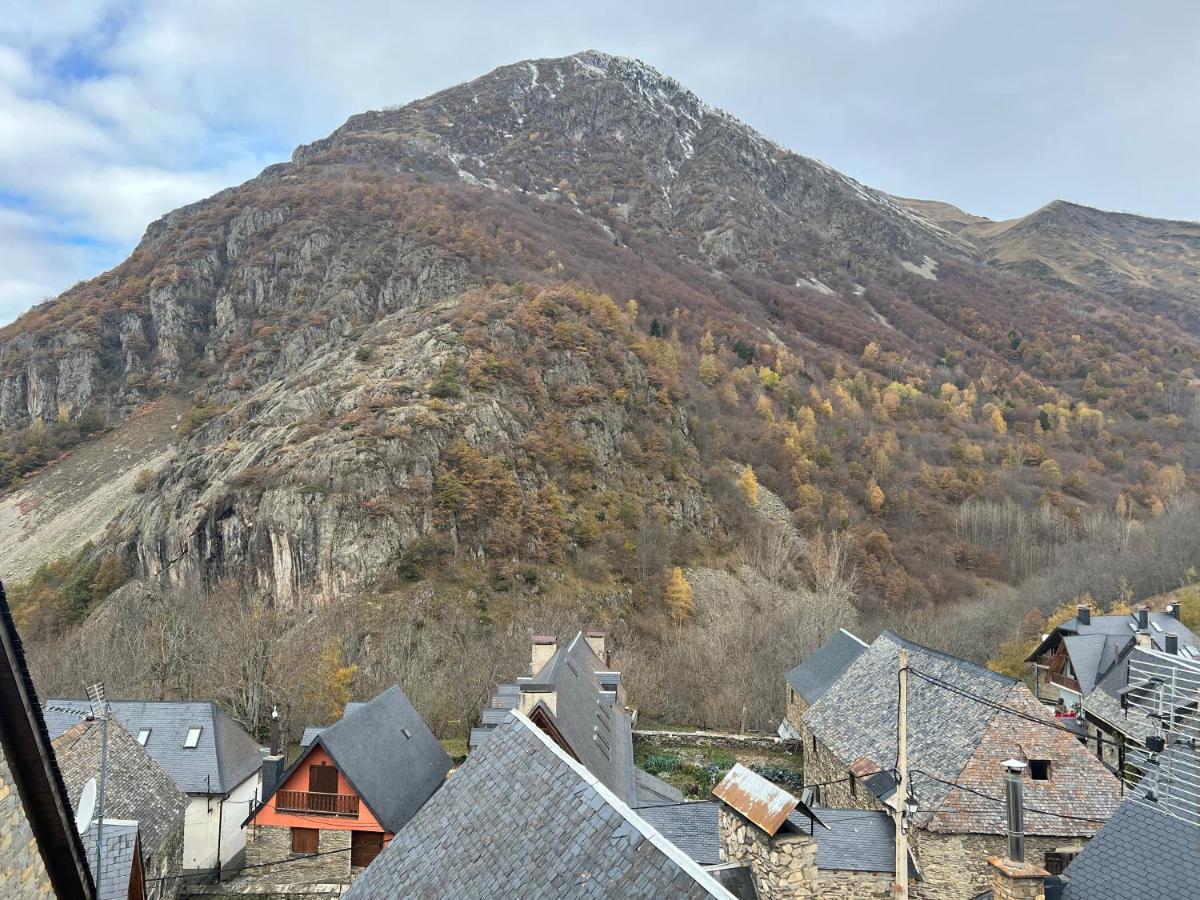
[698,354,719,385]
[866,481,886,515]
[739,465,760,507]
[665,566,694,622]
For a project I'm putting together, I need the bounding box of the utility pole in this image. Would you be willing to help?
[893,648,910,900]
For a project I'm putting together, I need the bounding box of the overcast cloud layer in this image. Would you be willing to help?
[1,0,1197,324]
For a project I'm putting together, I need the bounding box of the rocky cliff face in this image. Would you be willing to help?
[4,51,1200,613]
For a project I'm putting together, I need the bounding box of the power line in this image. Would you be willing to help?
[146,834,391,884]
[909,768,1111,825]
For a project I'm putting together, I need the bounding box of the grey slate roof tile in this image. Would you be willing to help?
[785,628,869,704]
[343,713,735,899]
[44,699,261,796]
[80,820,139,900]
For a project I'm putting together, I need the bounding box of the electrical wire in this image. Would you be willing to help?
[145,834,391,883]
[910,768,1111,825]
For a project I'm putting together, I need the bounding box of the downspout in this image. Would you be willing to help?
[215,789,223,883]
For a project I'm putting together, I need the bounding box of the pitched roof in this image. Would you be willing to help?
[80,820,141,900]
[804,630,1119,835]
[345,711,735,899]
[0,583,95,900]
[635,767,685,805]
[262,685,450,833]
[636,800,911,875]
[1060,798,1200,899]
[53,719,187,864]
[785,628,869,704]
[298,702,366,748]
[1060,633,1125,696]
[473,631,641,805]
[44,699,261,795]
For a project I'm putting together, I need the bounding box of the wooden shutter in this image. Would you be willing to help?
[351,830,385,869]
[309,763,339,794]
[291,827,319,854]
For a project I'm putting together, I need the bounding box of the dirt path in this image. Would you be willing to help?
[0,398,185,583]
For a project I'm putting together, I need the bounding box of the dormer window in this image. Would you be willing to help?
[1029,759,1052,781]
[136,728,151,746]
[184,726,202,748]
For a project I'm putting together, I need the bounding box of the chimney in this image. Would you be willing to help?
[585,629,608,665]
[1167,601,1181,621]
[269,705,280,756]
[1136,606,1152,648]
[987,760,1049,900]
[262,707,286,798]
[1165,633,1179,655]
[1076,605,1090,626]
[531,635,557,677]
[713,765,819,897]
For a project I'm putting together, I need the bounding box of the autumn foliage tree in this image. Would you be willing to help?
[664,566,695,622]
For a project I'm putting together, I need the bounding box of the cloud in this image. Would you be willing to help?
[0,0,1197,324]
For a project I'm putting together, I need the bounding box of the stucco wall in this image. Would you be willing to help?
[0,748,55,899]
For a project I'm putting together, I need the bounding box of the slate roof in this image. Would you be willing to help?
[785,628,868,704]
[472,631,643,805]
[636,800,910,875]
[259,685,450,833]
[804,630,1119,835]
[344,712,736,899]
[43,699,261,796]
[0,583,95,900]
[53,718,187,866]
[298,702,366,748]
[1083,645,1175,744]
[1059,798,1200,899]
[80,820,140,900]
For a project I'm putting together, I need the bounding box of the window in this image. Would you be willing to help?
[136,729,151,746]
[291,827,319,855]
[1044,851,1077,875]
[309,763,339,795]
[811,734,817,752]
[849,776,857,798]
[183,727,202,749]
[351,831,385,868]
[1029,759,1052,781]
[401,728,412,740]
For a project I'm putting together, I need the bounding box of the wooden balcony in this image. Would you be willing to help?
[275,789,360,817]
[1046,670,1081,693]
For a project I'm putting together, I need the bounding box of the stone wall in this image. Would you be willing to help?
[910,831,1086,900]
[632,730,782,752]
[791,720,885,813]
[150,813,187,900]
[988,857,1050,900]
[0,749,55,899]
[245,825,351,883]
[718,806,818,899]
[817,869,894,899]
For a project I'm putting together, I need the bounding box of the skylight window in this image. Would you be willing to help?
[184,727,202,748]
[401,728,412,740]
[136,729,151,746]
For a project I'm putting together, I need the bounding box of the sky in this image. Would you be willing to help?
[1,0,1197,324]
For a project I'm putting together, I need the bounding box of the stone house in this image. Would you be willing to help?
[780,628,869,742]
[472,629,684,808]
[343,710,739,898]
[787,630,1122,899]
[0,583,95,899]
[53,719,187,899]
[43,699,263,874]
[245,685,450,883]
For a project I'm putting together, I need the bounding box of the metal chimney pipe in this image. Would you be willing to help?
[269,705,280,756]
[1002,760,1027,863]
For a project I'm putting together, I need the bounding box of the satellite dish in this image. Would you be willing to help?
[75,778,97,834]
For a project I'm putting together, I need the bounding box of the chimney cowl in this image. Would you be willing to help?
[1076,605,1091,626]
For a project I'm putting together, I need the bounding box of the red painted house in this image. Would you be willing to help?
[245,686,450,882]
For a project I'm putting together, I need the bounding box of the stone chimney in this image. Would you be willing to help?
[988,760,1048,900]
[585,629,608,665]
[1076,604,1090,626]
[713,764,818,899]
[1165,633,1179,655]
[1135,606,1152,649]
[530,635,557,676]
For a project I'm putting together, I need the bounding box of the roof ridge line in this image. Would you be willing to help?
[879,630,1016,684]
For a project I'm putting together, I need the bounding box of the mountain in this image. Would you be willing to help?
[3,51,1199,657]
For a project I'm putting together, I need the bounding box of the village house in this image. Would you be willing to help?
[81,820,147,900]
[640,763,921,899]
[42,699,263,875]
[343,710,739,898]
[244,684,450,883]
[0,584,96,899]
[779,628,869,742]
[786,630,1122,899]
[1025,602,1197,709]
[472,629,684,808]
[52,718,187,899]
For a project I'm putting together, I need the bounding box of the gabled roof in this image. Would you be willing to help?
[1060,798,1200,899]
[804,630,1119,835]
[81,820,142,900]
[473,631,641,805]
[298,702,366,748]
[785,628,869,704]
[43,699,261,796]
[0,583,95,900]
[1060,633,1126,696]
[636,801,914,875]
[344,712,736,899]
[259,685,450,833]
[53,719,187,864]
